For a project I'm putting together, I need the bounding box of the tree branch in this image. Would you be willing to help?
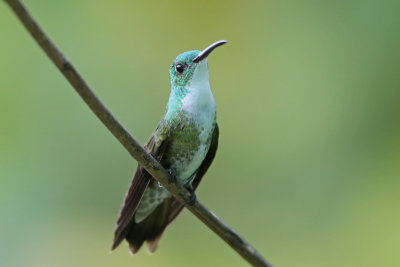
[4,0,272,266]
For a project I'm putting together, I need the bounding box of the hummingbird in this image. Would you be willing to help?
[111,40,227,254]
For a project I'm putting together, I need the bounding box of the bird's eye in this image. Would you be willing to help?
[175,63,186,74]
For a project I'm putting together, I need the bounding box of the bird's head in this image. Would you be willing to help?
[169,40,227,91]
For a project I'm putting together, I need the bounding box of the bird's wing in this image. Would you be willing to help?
[111,122,169,250]
[165,123,219,224]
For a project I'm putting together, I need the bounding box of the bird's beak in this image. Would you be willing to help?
[192,40,227,63]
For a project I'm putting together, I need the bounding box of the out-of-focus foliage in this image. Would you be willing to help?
[1,1,399,266]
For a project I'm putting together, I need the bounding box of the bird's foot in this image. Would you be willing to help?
[167,168,177,184]
[184,184,197,207]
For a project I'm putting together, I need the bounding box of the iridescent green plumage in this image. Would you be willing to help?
[111,41,226,254]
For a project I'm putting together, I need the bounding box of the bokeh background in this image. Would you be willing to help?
[1,0,400,266]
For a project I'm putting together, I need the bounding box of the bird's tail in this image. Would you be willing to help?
[125,197,184,254]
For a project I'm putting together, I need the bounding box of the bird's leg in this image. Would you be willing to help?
[184,183,197,207]
[167,168,177,184]
[158,168,177,188]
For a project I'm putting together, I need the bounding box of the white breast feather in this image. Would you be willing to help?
[178,60,216,179]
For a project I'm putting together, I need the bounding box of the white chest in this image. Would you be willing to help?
[174,62,216,180]
[182,60,216,139]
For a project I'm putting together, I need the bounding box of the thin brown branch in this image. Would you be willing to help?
[4,0,272,266]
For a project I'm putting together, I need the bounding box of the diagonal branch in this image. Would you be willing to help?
[4,0,272,266]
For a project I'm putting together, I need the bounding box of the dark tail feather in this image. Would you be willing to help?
[125,197,175,254]
[111,165,151,251]
[125,171,207,253]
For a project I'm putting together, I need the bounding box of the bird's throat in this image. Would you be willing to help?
[166,60,215,120]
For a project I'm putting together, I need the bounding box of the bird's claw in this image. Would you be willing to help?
[184,184,197,207]
[167,168,177,184]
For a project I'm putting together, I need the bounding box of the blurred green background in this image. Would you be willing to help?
[1,0,400,266]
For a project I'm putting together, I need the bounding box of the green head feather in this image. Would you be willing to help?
[169,50,201,90]
[165,50,204,120]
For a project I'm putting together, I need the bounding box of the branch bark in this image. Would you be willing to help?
[4,1,272,266]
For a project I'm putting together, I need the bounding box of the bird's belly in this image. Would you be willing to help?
[135,111,215,223]
[134,142,210,224]
[169,143,209,181]
[166,116,215,183]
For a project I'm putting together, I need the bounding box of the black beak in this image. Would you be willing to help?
[192,40,227,63]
